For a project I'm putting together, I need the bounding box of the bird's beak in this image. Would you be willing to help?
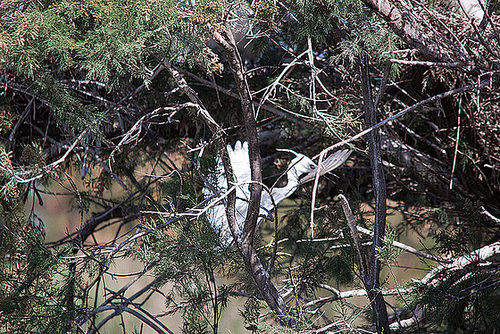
[300,149,352,183]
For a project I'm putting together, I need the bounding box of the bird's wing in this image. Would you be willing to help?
[319,149,352,174]
[300,149,352,183]
[202,148,233,243]
[203,141,256,246]
[228,141,252,184]
[203,141,251,195]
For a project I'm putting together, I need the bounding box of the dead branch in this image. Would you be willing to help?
[420,241,500,286]
[314,76,492,158]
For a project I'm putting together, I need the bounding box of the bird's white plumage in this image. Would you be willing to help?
[202,141,252,242]
[203,141,351,245]
[228,141,251,184]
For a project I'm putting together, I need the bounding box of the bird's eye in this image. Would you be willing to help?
[310,164,316,169]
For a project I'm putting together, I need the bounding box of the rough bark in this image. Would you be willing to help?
[164,35,289,320]
[360,0,467,64]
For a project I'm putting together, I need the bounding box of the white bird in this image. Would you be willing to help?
[203,141,351,245]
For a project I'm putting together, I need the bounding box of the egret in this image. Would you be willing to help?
[203,141,351,245]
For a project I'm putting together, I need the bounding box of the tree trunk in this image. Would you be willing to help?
[211,28,289,320]
[359,54,391,334]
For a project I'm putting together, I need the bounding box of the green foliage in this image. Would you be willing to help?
[20,142,47,167]
[0,106,18,134]
[289,93,313,115]
[434,225,470,256]
[377,228,404,264]
[413,266,500,333]
[0,142,94,331]
[138,207,235,332]
[0,232,86,332]
[403,198,500,332]
[290,0,343,45]
[0,0,498,331]
[0,0,217,133]
[285,0,402,65]
[240,296,262,332]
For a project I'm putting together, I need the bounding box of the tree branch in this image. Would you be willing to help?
[338,194,368,279]
[360,0,467,64]
[177,67,313,129]
[359,54,390,333]
[314,77,492,159]
[210,27,289,321]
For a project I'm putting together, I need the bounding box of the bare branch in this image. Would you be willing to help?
[355,224,451,263]
[314,77,492,158]
[303,287,412,309]
[420,241,500,286]
[338,194,368,278]
[177,67,313,129]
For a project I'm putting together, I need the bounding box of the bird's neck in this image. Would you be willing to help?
[272,168,301,205]
[287,167,301,189]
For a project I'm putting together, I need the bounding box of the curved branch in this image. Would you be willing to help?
[210,27,290,321]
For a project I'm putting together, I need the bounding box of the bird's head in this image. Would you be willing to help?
[277,149,317,181]
[291,154,317,178]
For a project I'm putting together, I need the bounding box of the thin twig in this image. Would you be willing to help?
[8,96,34,146]
[389,59,462,67]
[303,287,412,308]
[374,62,392,108]
[256,49,309,117]
[178,67,313,129]
[450,95,462,189]
[314,77,491,159]
[355,224,451,263]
